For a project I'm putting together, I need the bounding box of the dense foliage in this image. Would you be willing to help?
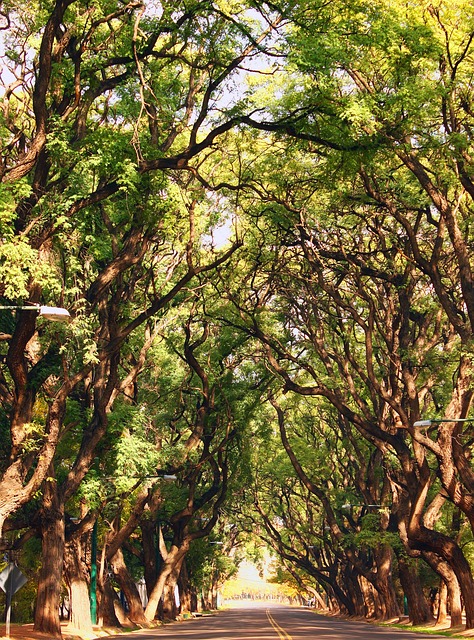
[1,0,474,634]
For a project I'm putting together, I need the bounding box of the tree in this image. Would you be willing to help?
[0,0,282,537]
[202,0,474,626]
[0,0,285,633]
[3,0,474,632]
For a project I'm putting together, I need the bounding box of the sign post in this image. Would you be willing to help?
[0,563,27,638]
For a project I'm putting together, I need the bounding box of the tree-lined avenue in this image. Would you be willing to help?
[2,0,474,633]
[119,605,450,640]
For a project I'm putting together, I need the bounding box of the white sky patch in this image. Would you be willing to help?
[202,215,234,250]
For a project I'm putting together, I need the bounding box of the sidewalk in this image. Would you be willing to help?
[0,623,99,640]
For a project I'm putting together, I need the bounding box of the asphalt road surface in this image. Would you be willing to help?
[119,603,450,640]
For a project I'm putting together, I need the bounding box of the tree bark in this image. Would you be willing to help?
[98,578,123,628]
[64,535,94,633]
[161,554,185,620]
[144,544,187,621]
[373,576,401,620]
[344,566,367,617]
[34,473,65,637]
[437,581,448,626]
[372,545,401,620]
[409,527,472,627]
[178,560,193,614]
[423,552,463,628]
[110,547,148,624]
[397,557,432,625]
[141,519,158,598]
[162,582,179,620]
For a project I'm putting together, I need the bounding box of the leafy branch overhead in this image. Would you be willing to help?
[2,0,474,635]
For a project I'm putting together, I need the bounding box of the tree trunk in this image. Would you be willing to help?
[328,591,341,614]
[330,580,355,615]
[98,578,123,628]
[316,566,355,616]
[162,582,179,620]
[315,590,327,609]
[307,587,327,610]
[423,551,463,628]
[397,557,432,625]
[410,525,474,628]
[110,547,148,624]
[34,475,65,638]
[344,567,367,617]
[437,581,448,626]
[374,575,400,619]
[161,555,185,620]
[141,519,158,598]
[144,544,187,621]
[210,578,218,609]
[64,535,93,633]
[373,546,401,620]
[347,548,400,620]
[178,560,193,614]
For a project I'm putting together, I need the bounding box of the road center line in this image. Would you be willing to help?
[266,609,293,640]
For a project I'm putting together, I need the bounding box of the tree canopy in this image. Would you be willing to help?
[1,0,474,634]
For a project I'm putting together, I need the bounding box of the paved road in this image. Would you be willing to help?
[120,603,450,640]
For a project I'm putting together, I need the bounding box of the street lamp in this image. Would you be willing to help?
[342,503,382,509]
[149,474,177,482]
[104,473,178,482]
[413,418,472,427]
[0,304,70,322]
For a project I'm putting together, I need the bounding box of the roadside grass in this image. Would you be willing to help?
[377,620,469,638]
[313,609,472,639]
[380,624,458,637]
